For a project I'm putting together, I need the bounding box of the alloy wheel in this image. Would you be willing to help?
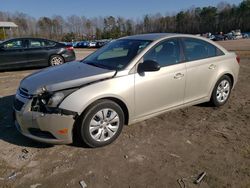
[51,56,64,66]
[216,80,230,103]
[89,108,120,142]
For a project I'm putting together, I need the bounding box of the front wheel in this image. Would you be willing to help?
[210,75,232,107]
[78,100,124,148]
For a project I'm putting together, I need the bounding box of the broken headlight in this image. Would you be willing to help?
[46,92,66,107]
[45,89,76,108]
[31,88,77,112]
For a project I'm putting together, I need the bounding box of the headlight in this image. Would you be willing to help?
[47,92,65,107]
[40,89,77,108]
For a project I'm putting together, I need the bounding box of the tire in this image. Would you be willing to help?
[210,75,232,107]
[78,99,124,148]
[49,55,64,66]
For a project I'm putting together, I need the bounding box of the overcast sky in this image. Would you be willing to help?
[0,0,243,18]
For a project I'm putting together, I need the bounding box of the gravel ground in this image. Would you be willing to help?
[0,40,249,188]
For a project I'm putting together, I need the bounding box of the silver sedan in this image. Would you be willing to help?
[14,33,240,147]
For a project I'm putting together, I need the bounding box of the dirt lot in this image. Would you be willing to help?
[0,40,250,188]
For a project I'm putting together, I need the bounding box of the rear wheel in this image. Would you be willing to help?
[210,75,232,107]
[49,55,64,66]
[78,100,124,148]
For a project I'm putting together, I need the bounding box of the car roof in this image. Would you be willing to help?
[121,33,181,41]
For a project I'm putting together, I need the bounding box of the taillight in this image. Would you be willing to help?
[65,46,74,51]
[236,55,240,64]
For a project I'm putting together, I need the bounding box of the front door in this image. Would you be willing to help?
[0,39,28,70]
[134,38,186,119]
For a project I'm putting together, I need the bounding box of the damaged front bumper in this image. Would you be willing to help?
[13,91,76,145]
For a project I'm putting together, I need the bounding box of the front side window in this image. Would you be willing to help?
[3,40,24,49]
[83,39,151,70]
[143,38,182,67]
[182,38,224,61]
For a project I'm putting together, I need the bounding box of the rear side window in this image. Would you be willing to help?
[29,39,56,48]
[182,38,224,62]
[29,39,43,48]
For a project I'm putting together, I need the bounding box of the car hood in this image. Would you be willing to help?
[20,61,116,94]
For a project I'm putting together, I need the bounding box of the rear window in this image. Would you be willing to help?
[183,38,224,61]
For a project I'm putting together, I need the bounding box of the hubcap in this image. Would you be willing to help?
[216,80,230,103]
[51,56,63,66]
[89,108,120,142]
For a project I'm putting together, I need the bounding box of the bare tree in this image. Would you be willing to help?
[0,1,249,41]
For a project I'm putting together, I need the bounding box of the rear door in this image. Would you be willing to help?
[0,39,28,70]
[26,39,50,66]
[181,37,225,103]
[134,38,186,119]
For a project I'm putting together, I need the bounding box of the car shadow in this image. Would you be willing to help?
[0,95,53,148]
[0,67,43,73]
[195,102,218,108]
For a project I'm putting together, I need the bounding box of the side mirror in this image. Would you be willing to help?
[138,60,161,73]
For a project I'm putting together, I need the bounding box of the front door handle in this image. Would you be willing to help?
[174,73,184,79]
[209,64,216,70]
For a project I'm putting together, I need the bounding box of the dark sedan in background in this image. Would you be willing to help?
[0,38,76,71]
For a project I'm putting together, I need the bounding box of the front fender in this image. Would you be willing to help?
[59,74,135,120]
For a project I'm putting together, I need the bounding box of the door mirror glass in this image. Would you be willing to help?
[138,60,161,72]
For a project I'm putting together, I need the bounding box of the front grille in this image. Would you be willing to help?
[14,98,24,111]
[19,87,32,99]
[21,87,28,92]
[28,128,56,139]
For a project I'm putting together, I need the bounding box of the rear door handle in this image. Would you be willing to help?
[174,73,184,79]
[209,64,216,70]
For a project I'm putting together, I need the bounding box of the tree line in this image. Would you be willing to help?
[0,0,249,41]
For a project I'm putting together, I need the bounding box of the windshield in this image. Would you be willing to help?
[82,39,151,70]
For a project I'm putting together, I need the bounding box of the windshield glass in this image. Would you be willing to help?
[82,39,151,70]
